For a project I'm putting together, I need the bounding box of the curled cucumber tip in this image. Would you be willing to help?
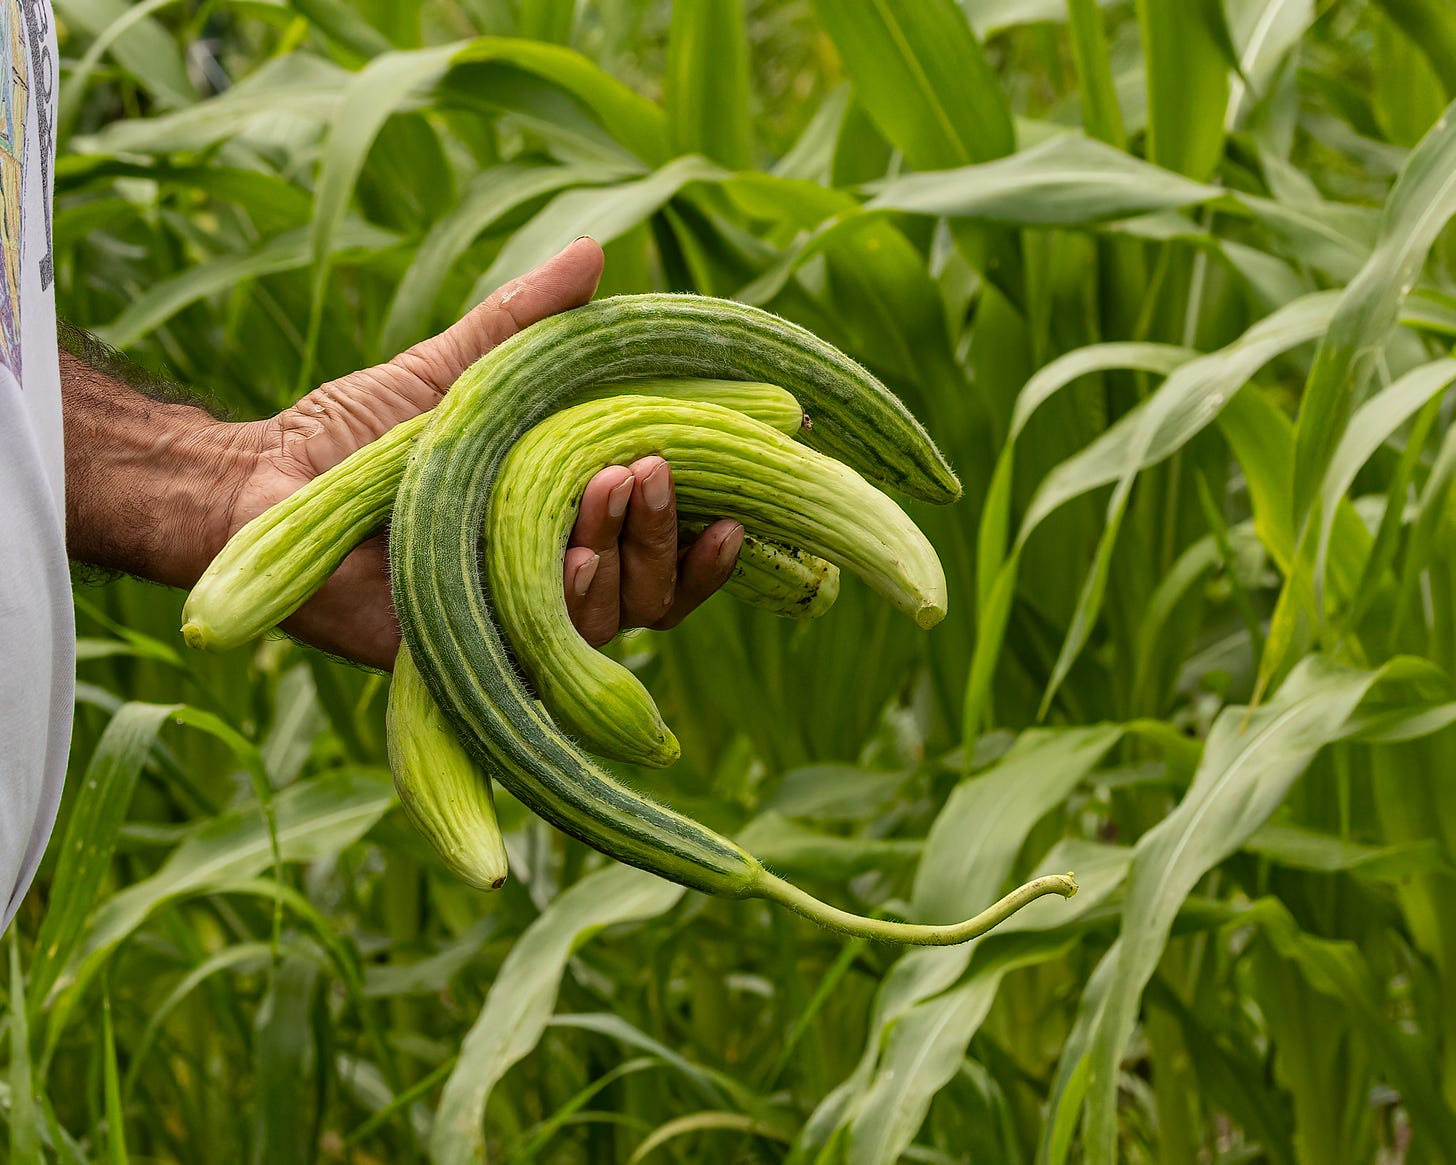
[181,621,208,651]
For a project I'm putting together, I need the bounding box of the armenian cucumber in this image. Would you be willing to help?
[488,395,944,766]
[391,294,1075,944]
[387,642,508,891]
[183,377,811,652]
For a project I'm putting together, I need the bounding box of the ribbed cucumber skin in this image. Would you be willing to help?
[704,527,840,619]
[183,417,422,651]
[181,376,808,653]
[490,396,942,766]
[387,644,509,891]
[390,294,958,897]
[577,378,805,436]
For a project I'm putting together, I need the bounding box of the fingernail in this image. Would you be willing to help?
[608,476,634,519]
[718,524,745,570]
[573,553,600,596]
[573,234,595,244]
[642,462,671,510]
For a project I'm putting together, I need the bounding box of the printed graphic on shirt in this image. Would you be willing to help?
[18,0,51,290]
[0,0,27,385]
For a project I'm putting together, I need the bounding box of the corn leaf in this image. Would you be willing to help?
[28,703,180,1010]
[867,134,1223,224]
[1314,356,1456,598]
[1138,0,1230,179]
[380,159,634,355]
[1373,0,1456,96]
[1291,101,1456,526]
[468,155,728,300]
[9,935,40,1165]
[666,0,753,169]
[1056,656,1395,1163]
[814,0,1012,167]
[431,865,683,1165]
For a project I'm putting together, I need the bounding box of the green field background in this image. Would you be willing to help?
[12,0,1456,1161]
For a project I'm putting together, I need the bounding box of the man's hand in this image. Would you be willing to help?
[63,238,745,670]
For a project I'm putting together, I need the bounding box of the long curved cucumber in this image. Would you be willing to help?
[489,396,942,766]
[387,643,508,891]
[391,294,1075,945]
[182,377,811,652]
[703,526,840,619]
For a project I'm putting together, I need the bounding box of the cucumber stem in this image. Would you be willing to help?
[754,871,1077,945]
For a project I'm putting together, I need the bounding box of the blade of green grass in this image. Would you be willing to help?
[1374,0,1456,96]
[431,865,684,1165]
[915,726,1123,922]
[793,728,1123,1159]
[101,976,128,1165]
[966,342,1197,734]
[519,0,576,44]
[841,848,1130,1165]
[292,0,392,60]
[1138,0,1230,178]
[301,41,460,391]
[380,159,634,355]
[1224,0,1315,129]
[550,1013,755,1110]
[1373,7,1448,146]
[28,703,181,1009]
[1244,823,1450,880]
[735,814,919,882]
[1314,356,1456,601]
[629,1112,791,1165]
[1257,899,1456,1147]
[55,0,193,109]
[58,0,188,141]
[666,0,753,168]
[1030,294,1336,716]
[1053,656,1394,1163]
[1292,100,1456,526]
[866,134,1224,224]
[74,52,347,155]
[9,934,40,1165]
[446,38,672,163]
[814,0,1012,167]
[121,942,280,1102]
[97,220,397,351]
[1066,0,1126,147]
[43,768,392,1023]
[467,154,727,300]
[253,955,321,1165]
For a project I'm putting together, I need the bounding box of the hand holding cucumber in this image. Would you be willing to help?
[216,237,740,670]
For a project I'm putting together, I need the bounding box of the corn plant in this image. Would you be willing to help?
[11,0,1456,1161]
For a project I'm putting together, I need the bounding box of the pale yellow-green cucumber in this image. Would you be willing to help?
[699,524,840,619]
[386,643,508,891]
[182,378,811,653]
[489,395,943,767]
[392,293,1076,944]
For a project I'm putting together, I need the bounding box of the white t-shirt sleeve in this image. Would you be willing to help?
[0,0,69,931]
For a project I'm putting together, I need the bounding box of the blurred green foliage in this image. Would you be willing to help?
[11,0,1456,1162]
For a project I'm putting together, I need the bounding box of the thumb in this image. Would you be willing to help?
[390,236,605,389]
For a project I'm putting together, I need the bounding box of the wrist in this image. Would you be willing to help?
[136,411,261,587]
[62,349,262,586]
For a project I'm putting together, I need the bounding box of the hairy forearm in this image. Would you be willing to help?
[60,342,253,587]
